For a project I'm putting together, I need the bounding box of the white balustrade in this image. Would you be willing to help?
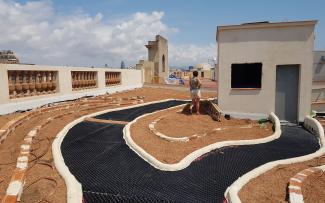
[71,71,97,91]
[7,70,58,99]
[105,72,121,86]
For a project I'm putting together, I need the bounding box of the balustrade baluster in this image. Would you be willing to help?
[22,71,29,96]
[52,71,57,92]
[8,71,15,98]
[29,72,35,96]
[35,72,41,94]
[15,71,23,97]
[8,70,57,98]
[47,72,52,93]
[41,72,47,93]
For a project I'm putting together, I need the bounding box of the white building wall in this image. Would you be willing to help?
[218,22,316,121]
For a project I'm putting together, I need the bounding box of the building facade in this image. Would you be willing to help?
[192,63,214,80]
[217,20,317,122]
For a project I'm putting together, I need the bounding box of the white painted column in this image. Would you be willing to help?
[0,65,10,104]
[58,67,72,94]
[97,69,106,89]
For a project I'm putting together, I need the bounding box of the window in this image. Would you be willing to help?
[201,72,204,77]
[162,55,166,72]
[231,63,262,88]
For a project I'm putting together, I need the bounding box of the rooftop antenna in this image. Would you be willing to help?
[208,57,217,68]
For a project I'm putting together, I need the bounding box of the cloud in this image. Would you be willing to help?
[0,0,215,67]
[169,43,216,67]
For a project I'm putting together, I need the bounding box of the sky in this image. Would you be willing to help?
[1,0,325,68]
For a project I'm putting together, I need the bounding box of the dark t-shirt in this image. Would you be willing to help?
[190,77,201,90]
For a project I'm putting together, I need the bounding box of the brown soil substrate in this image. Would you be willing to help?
[155,107,270,138]
[0,87,216,203]
[302,170,325,203]
[0,112,21,128]
[0,111,64,201]
[239,155,325,203]
[131,107,273,164]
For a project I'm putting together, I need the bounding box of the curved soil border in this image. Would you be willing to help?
[52,99,185,203]
[123,108,281,171]
[225,116,325,203]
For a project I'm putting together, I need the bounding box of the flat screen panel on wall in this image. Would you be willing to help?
[231,63,262,88]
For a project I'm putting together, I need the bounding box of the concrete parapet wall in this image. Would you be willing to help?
[0,64,143,115]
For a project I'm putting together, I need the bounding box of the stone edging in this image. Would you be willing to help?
[51,98,183,203]
[289,165,325,203]
[123,111,281,171]
[147,105,198,142]
[149,114,204,142]
[225,116,325,203]
[1,111,72,203]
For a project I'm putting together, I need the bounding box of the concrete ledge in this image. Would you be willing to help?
[222,111,268,121]
[0,84,142,115]
[124,110,281,171]
[225,116,325,203]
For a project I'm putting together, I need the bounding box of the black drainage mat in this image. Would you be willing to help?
[94,100,187,121]
[61,102,320,203]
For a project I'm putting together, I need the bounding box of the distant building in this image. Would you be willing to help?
[136,35,169,83]
[0,50,20,64]
[192,63,214,79]
[121,61,126,69]
[170,68,190,79]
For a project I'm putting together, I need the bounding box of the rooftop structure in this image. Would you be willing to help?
[0,50,20,64]
[194,63,212,71]
[217,20,317,122]
[137,35,169,83]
